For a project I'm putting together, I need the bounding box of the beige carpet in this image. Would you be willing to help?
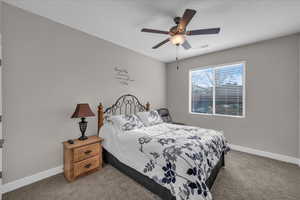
[3,151,300,200]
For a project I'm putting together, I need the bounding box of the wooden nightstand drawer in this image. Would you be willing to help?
[73,156,100,177]
[74,143,100,162]
[63,136,103,181]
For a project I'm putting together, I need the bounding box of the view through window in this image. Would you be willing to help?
[190,62,245,117]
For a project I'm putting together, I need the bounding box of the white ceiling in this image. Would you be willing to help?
[3,0,300,63]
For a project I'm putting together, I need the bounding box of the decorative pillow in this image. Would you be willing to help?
[136,110,164,126]
[110,114,145,131]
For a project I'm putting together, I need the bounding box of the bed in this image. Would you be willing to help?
[97,94,229,200]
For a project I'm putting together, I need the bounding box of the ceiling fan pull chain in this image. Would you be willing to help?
[176,44,179,70]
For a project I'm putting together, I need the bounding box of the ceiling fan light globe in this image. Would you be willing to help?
[170,34,185,45]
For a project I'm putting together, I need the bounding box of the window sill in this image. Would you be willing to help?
[189,112,245,118]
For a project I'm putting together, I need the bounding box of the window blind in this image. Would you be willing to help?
[215,64,244,116]
[191,68,213,114]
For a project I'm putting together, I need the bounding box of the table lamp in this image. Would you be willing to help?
[71,103,95,140]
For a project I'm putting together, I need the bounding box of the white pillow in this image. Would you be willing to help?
[136,110,163,127]
[109,114,144,131]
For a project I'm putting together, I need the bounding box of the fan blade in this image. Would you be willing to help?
[141,28,169,35]
[178,9,196,31]
[152,38,170,49]
[186,28,220,35]
[181,40,191,50]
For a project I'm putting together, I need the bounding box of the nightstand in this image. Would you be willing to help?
[63,136,103,181]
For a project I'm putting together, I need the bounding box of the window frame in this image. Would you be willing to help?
[189,61,246,118]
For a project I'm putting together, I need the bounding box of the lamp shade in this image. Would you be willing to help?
[71,103,95,118]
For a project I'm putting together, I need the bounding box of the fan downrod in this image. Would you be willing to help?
[173,17,181,25]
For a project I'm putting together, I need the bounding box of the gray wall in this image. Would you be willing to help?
[0,2,2,35]
[2,4,166,183]
[299,36,300,159]
[167,34,299,158]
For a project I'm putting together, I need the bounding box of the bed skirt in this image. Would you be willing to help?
[103,149,225,200]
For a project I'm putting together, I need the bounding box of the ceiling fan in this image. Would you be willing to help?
[141,9,220,50]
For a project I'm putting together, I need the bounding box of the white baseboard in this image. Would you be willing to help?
[1,165,63,194]
[229,144,300,166]
[1,144,300,194]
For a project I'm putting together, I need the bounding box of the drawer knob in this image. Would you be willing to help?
[85,163,92,168]
[84,150,92,154]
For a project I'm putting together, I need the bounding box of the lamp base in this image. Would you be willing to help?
[78,135,88,140]
[78,118,88,140]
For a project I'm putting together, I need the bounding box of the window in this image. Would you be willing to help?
[189,62,245,117]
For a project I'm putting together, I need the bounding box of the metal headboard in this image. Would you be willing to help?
[97,94,150,133]
[105,94,149,115]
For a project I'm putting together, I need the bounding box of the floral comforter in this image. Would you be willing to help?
[114,123,229,200]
